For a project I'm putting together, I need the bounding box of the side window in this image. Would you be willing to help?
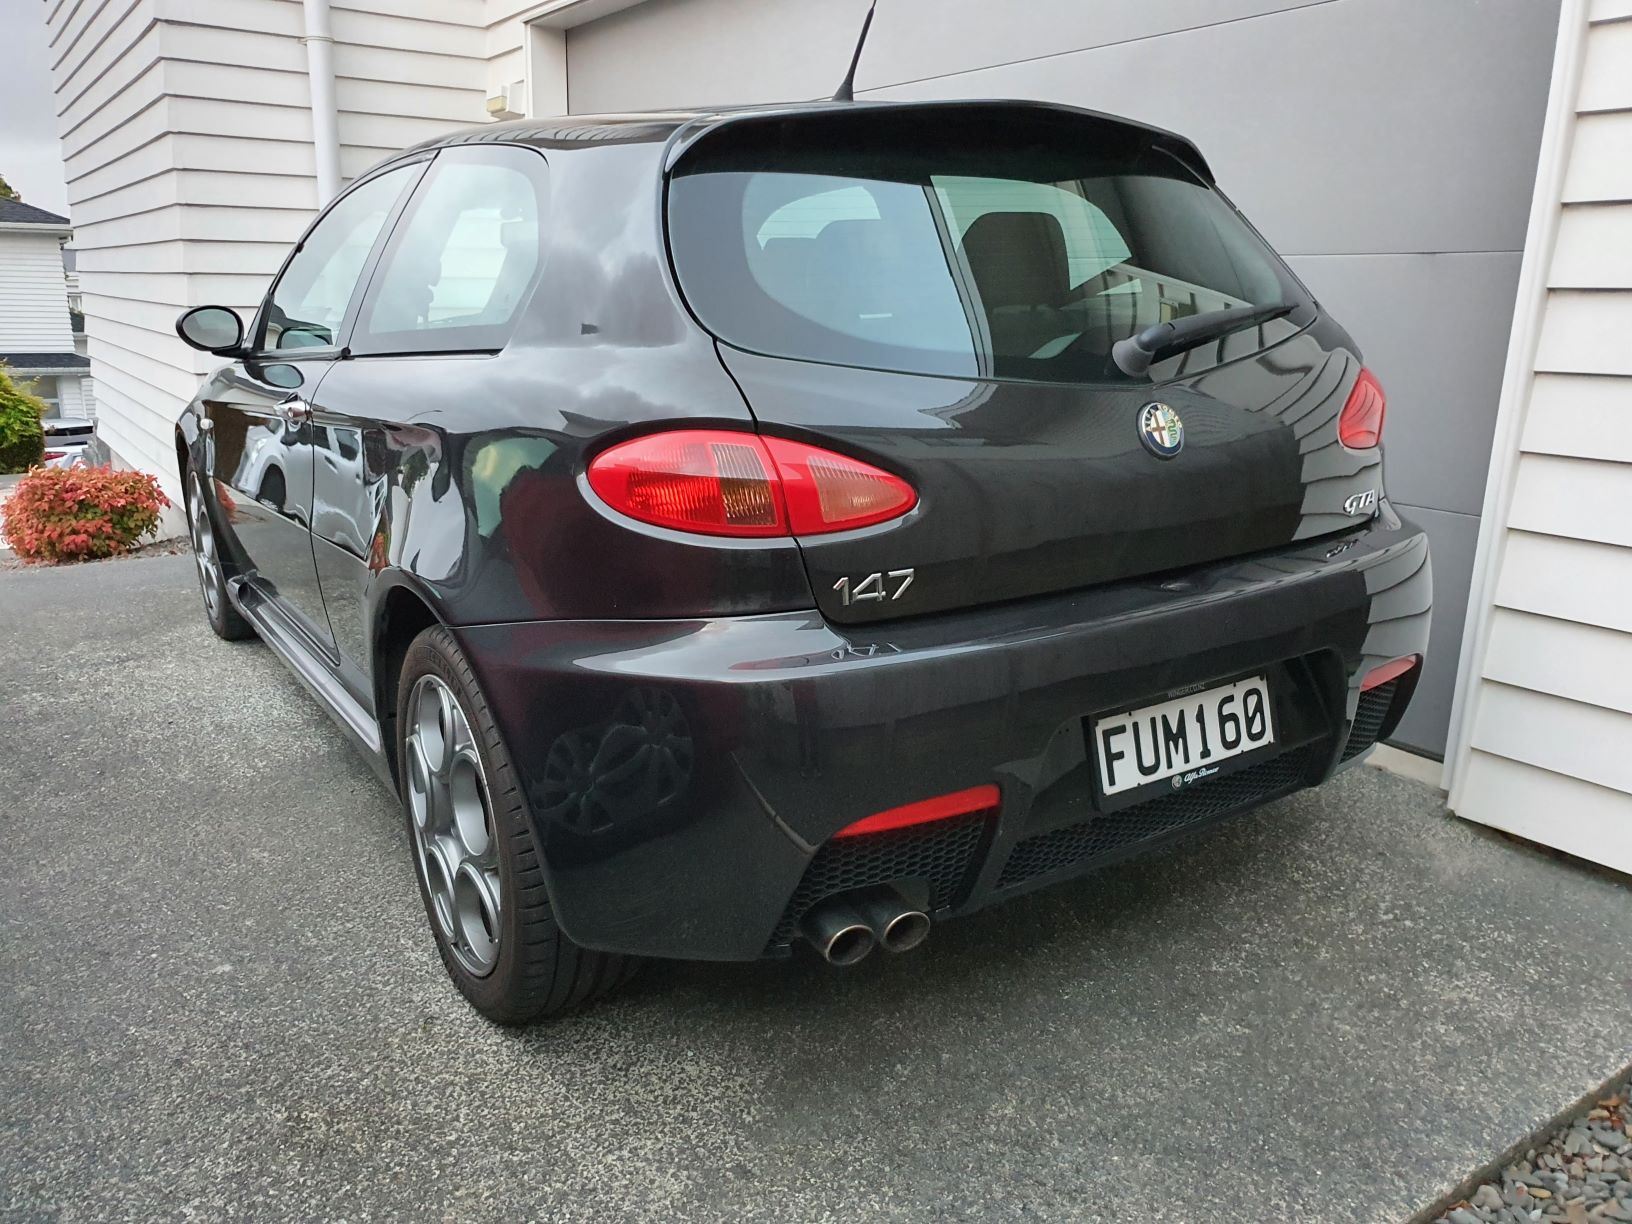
[352,146,547,356]
[259,164,419,352]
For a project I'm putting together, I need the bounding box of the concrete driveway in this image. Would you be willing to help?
[3,554,1630,1223]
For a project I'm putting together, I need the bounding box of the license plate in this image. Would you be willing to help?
[1092,675,1275,798]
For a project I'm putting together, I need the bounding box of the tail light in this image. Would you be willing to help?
[833,783,1000,839]
[1361,655,1419,691]
[586,429,915,538]
[43,450,66,461]
[1339,367,1387,450]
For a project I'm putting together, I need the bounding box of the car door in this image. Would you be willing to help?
[206,159,426,655]
[302,144,551,709]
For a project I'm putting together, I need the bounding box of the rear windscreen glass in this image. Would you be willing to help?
[668,110,1311,383]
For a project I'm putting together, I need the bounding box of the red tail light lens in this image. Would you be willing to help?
[42,451,66,461]
[1339,367,1387,450]
[586,430,915,538]
[586,431,783,537]
[761,436,916,534]
[833,783,1001,839]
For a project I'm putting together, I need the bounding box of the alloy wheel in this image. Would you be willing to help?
[188,472,223,619]
[405,674,503,977]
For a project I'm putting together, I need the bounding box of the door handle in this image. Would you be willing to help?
[281,397,312,423]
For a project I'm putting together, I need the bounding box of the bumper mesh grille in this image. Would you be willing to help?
[769,813,987,948]
[1340,680,1397,761]
[997,744,1321,889]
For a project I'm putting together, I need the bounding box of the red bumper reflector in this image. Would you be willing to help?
[1361,655,1419,691]
[833,783,1001,839]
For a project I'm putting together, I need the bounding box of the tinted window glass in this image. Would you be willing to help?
[669,113,1309,384]
[260,165,417,351]
[353,146,547,355]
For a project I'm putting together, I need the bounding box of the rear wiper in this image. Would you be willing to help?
[1112,302,1296,377]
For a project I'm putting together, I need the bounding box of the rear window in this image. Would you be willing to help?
[668,109,1311,384]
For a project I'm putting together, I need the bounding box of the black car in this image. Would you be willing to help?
[174,99,1430,1023]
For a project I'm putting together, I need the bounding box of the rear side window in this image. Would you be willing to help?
[668,110,1309,384]
[352,145,548,356]
[259,164,419,352]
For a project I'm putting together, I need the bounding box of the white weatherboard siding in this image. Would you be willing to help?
[44,0,489,507]
[0,231,75,352]
[1447,0,1632,874]
[57,376,84,417]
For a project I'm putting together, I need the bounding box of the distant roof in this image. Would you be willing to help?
[0,352,91,371]
[0,199,71,228]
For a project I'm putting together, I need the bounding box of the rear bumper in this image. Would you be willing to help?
[457,509,1430,960]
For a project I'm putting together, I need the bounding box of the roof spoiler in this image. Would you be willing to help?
[662,99,1215,184]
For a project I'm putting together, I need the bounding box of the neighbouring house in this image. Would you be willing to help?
[0,198,93,418]
[38,0,1630,866]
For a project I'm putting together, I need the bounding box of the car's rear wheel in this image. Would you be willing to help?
[187,469,253,641]
[397,625,641,1024]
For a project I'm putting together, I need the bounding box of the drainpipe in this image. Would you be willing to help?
[301,0,341,204]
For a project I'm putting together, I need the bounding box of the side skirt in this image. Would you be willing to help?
[228,576,396,791]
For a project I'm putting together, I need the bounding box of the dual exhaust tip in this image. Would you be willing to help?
[800,885,931,966]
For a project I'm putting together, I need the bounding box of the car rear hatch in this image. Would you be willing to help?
[666,103,1383,624]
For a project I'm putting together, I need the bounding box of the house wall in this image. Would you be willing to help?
[43,0,489,508]
[1446,0,1632,873]
[562,0,1560,756]
[0,230,75,352]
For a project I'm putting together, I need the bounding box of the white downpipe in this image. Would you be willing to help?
[301,0,342,203]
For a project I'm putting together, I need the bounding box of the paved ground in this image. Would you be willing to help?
[3,554,1630,1223]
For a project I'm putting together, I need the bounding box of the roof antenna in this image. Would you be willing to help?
[832,0,878,102]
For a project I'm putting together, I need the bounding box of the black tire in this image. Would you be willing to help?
[185,467,255,642]
[396,625,641,1024]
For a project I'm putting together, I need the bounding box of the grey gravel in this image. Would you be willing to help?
[5,554,1632,1224]
[1435,1074,1632,1224]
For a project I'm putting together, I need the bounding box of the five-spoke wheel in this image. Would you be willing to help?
[405,674,502,977]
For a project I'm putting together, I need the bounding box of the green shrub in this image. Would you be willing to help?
[0,365,46,474]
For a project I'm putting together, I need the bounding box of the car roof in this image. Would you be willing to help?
[394,98,1214,182]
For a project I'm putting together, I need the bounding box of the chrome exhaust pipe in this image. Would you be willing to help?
[853,885,932,954]
[800,901,876,966]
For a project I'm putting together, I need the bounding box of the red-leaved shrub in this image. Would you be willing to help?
[2,465,171,563]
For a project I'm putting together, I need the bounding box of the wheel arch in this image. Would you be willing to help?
[370,575,446,793]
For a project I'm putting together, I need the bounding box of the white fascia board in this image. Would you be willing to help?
[520,0,651,30]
